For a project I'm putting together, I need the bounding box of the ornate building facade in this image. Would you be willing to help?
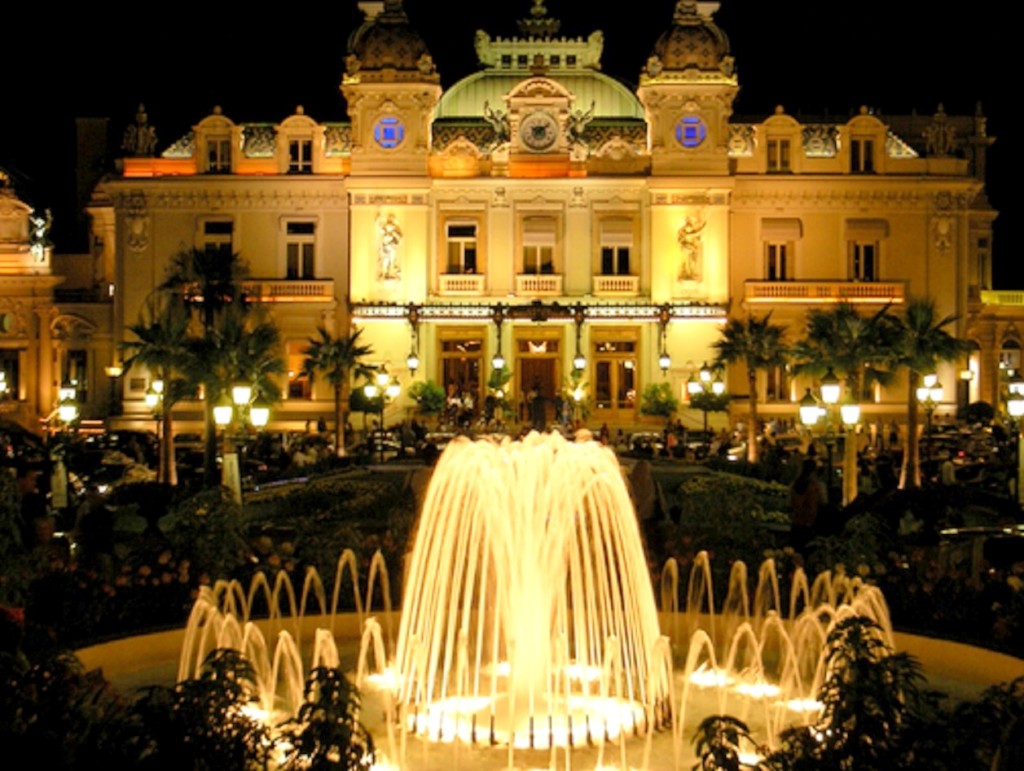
[10,0,1011,436]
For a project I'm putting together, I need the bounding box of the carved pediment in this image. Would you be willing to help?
[506,77,574,104]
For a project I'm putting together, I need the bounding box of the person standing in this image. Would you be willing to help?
[789,458,826,554]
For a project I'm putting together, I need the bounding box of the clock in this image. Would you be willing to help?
[675,114,708,148]
[519,110,559,152]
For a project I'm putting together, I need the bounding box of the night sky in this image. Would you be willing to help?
[1,1,1014,284]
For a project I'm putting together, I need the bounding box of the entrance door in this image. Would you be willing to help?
[519,359,557,428]
[515,332,561,429]
[592,335,637,424]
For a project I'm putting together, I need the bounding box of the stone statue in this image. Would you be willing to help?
[29,209,52,262]
[377,213,402,281]
[483,101,510,145]
[924,104,958,158]
[567,101,595,145]
[677,213,706,281]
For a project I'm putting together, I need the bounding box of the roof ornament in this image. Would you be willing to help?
[121,104,158,157]
[923,104,959,158]
[518,0,560,38]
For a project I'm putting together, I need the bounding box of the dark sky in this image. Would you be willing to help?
[1,1,1015,284]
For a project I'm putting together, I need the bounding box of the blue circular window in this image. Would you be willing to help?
[373,116,405,149]
[675,115,707,148]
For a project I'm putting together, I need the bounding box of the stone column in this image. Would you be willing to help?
[35,306,54,418]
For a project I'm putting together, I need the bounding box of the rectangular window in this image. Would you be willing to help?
[288,139,313,173]
[522,217,557,274]
[566,55,577,67]
[501,55,512,69]
[765,242,790,280]
[207,136,232,173]
[517,54,528,68]
[766,365,789,402]
[0,350,21,400]
[977,237,990,289]
[767,138,791,172]
[850,241,879,281]
[286,341,311,399]
[851,138,874,173]
[599,218,632,276]
[285,222,316,279]
[65,349,88,404]
[445,223,478,274]
[200,220,233,254]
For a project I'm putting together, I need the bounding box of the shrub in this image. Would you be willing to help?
[639,381,678,417]
[123,648,269,769]
[767,617,940,770]
[161,487,250,582]
[276,666,375,770]
[408,380,446,418]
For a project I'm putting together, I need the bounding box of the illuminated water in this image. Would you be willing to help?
[178,431,893,769]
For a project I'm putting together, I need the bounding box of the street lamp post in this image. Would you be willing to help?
[104,363,124,417]
[798,367,855,505]
[916,373,943,468]
[364,366,400,464]
[212,383,269,503]
[1008,390,1024,506]
[144,378,169,483]
[687,361,727,455]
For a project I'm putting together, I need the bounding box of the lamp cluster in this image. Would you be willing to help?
[213,382,270,429]
[798,368,860,430]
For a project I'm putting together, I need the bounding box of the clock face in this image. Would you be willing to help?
[373,116,405,149]
[675,114,708,148]
[519,111,559,152]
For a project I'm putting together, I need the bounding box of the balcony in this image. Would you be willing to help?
[438,273,486,296]
[593,274,640,297]
[978,290,1024,306]
[242,279,335,303]
[744,280,906,305]
[515,273,564,297]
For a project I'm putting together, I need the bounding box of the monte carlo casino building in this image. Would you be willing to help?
[29,0,1008,436]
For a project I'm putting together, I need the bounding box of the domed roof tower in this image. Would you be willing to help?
[651,0,732,75]
[345,0,439,84]
[342,0,441,175]
[637,1,738,175]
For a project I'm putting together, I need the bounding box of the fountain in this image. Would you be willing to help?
[172,431,902,769]
[387,431,668,750]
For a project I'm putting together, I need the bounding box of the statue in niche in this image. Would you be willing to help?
[376,213,403,281]
[677,213,706,281]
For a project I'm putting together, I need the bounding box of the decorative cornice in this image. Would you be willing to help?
[108,187,348,210]
[731,184,980,210]
[352,299,727,323]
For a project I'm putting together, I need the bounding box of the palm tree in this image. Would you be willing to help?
[159,247,250,331]
[713,312,789,463]
[160,247,255,484]
[887,297,970,489]
[122,298,191,485]
[791,302,893,399]
[301,327,374,457]
[187,305,284,484]
[792,302,895,503]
